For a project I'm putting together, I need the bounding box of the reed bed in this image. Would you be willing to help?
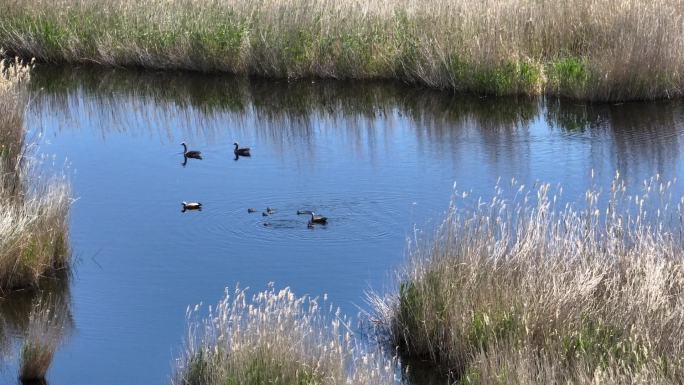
[172,285,397,385]
[2,0,684,101]
[0,57,71,291]
[371,174,684,384]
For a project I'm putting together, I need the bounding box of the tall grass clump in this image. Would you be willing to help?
[1,0,684,101]
[172,285,397,385]
[18,295,70,383]
[372,174,684,384]
[0,57,71,291]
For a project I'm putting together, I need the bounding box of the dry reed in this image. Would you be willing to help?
[0,57,71,291]
[1,0,684,100]
[172,284,397,385]
[371,173,684,384]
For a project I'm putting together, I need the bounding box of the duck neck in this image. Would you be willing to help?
[234,143,239,150]
[182,143,187,154]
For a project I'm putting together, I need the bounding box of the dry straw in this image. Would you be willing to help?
[2,0,684,100]
[173,284,398,385]
[0,57,71,291]
[372,173,684,384]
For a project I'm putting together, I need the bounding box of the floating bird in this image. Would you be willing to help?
[182,201,202,212]
[262,211,269,217]
[309,212,328,225]
[266,207,275,214]
[234,142,251,156]
[181,142,202,159]
[247,208,257,213]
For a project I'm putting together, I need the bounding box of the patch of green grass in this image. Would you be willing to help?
[560,319,648,370]
[547,57,590,98]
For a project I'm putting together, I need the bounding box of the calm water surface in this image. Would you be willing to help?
[2,67,684,384]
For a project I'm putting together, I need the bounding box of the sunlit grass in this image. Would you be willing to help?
[173,285,397,385]
[2,0,684,101]
[0,57,71,291]
[371,174,684,384]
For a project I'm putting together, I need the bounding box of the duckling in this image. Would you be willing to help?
[182,201,202,212]
[234,142,251,156]
[247,208,257,213]
[309,212,328,224]
[181,142,202,159]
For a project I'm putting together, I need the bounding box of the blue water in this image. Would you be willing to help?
[2,67,684,384]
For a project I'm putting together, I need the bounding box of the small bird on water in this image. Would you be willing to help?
[309,212,328,225]
[234,142,251,156]
[181,142,202,159]
[182,201,202,212]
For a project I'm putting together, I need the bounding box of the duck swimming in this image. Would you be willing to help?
[182,201,202,212]
[247,208,257,213]
[181,142,202,159]
[309,212,328,225]
[234,142,251,156]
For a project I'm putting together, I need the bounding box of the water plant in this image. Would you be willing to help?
[371,174,684,384]
[172,284,397,385]
[0,57,71,291]
[2,0,684,101]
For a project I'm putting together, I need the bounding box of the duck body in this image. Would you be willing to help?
[181,142,202,159]
[182,201,202,211]
[309,212,328,224]
[234,142,251,156]
[247,208,257,213]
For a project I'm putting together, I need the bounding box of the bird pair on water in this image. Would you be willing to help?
[181,142,250,159]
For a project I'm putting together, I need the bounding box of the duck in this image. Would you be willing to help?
[266,207,275,215]
[234,142,251,156]
[262,211,269,217]
[182,201,202,212]
[247,208,257,213]
[181,142,202,159]
[309,212,328,225]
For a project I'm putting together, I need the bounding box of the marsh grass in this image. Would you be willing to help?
[0,58,71,291]
[2,0,684,101]
[19,295,70,382]
[173,285,397,385]
[371,174,684,384]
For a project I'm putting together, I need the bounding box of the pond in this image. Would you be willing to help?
[2,66,684,384]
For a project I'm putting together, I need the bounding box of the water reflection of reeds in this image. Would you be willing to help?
[29,66,684,181]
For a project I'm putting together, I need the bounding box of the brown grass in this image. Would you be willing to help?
[2,0,684,100]
[0,57,72,291]
[173,285,397,385]
[371,174,684,384]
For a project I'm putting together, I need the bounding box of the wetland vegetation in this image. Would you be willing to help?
[2,0,684,100]
[173,285,397,385]
[0,58,71,292]
[371,175,684,384]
